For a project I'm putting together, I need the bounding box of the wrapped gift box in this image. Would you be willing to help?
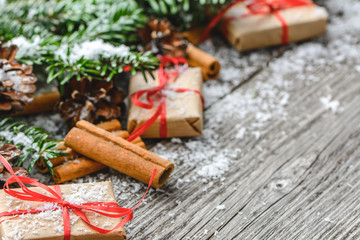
[0,181,126,240]
[224,3,328,51]
[128,67,203,138]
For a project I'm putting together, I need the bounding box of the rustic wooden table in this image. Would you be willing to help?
[124,1,360,239]
[25,0,360,239]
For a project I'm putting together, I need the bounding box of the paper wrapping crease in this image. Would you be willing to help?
[224,5,328,51]
[128,67,203,138]
[0,181,126,240]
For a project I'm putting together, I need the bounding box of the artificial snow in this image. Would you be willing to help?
[8,36,43,60]
[320,95,341,114]
[0,62,26,93]
[54,39,132,64]
[10,1,360,238]
[0,130,34,151]
[215,205,226,210]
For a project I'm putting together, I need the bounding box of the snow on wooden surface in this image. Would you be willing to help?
[21,0,360,239]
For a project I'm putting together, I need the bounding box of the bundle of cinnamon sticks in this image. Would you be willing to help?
[37,119,174,188]
[37,119,151,184]
[65,120,174,188]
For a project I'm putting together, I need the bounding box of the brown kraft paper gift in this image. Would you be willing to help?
[0,181,126,240]
[224,4,328,51]
[128,67,203,138]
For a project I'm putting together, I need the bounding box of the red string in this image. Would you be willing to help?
[127,56,205,141]
[0,155,156,240]
[201,0,314,44]
[123,65,131,72]
[200,0,244,43]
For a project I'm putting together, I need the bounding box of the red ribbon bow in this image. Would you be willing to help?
[0,154,156,240]
[201,0,314,44]
[128,56,205,141]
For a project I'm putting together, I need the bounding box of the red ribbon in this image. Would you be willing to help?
[123,65,131,72]
[0,154,156,240]
[201,0,314,44]
[127,56,205,141]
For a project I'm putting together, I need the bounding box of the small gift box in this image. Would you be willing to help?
[128,63,204,138]
[0,181,126,240]
[222,0,328,51]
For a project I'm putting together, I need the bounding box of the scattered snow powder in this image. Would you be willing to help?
[320,95,341,113]
[54,39,131,64]
[197,153,231,179]
[0,130,34,151]
[216,205,226,210]
[235,127,247,139]
[14,1,360,239]
[8,36,43,59]
[324,217,334,223]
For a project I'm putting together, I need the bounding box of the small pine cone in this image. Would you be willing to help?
[0,166,25,188]
[57,77,126,128]
[0,44,37,114]
[142,18,188,57]
[0,143,22,165]
[0,143,22,187]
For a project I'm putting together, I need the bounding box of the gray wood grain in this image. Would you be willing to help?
[125,47,360,239]
[96,1,360,238]
[19,2,359,239]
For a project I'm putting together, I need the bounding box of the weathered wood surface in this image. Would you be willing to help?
[126,61,360,240]
[22,1,360,239]
[125,1,360,239]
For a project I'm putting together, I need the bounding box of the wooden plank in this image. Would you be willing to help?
[125,52,360,239]
[21,2,359,239]
[209,95,360,240]
[199,38,283,108]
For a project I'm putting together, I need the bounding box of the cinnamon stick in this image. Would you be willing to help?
[53,158,106,184]
[186,44,221,80]
[113,130,146,149]
[181,27,205,45]
[113,130,129,139]
[96,119,122,132]
[51,121,146,183]
[65,120,174,188]
[14,90,60,115]
[36,120,123,173]
[131,137,146,149]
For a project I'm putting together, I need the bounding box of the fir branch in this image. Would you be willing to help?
[138,0,233,30]
[1,0,159,84]
[45,50,159,85]
[0,117,67,174]
[0,0,146,46]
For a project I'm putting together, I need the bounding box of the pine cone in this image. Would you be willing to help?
[0,143,21,165]
[0,143,22,187]
[141,18,188,57]
[0,44,37,114]
[57,77,126,128]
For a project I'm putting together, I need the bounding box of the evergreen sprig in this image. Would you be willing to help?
[138,0,232,30]
[45,51,158,85]
[0,0,159,84]
[0,117,67,174]
[0,0,145,45]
